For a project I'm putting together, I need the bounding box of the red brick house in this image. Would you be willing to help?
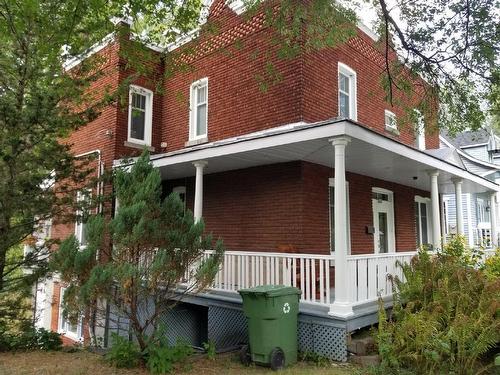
[32,0,499,359]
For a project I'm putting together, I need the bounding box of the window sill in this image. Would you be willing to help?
[385,126,400,136]
[185,137,208,147]
[124,141,155,152]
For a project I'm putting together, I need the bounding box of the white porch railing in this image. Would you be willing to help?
[199,250,418,311]
[346,252,416,304]
[203,251,334,305]
[193,249,496,315]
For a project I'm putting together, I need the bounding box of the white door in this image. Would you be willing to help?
[372,188,396,253]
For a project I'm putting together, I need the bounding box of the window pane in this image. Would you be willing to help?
[339,73,349,93]
[339,92,350,118]
[131,108,145,140]
[197,85,207,103]
[80,222,87,246]
[378,212,388,253]
[329,186,335,251]
[415,204,421,246]
[132,93,146,110]
[196,103,207,136]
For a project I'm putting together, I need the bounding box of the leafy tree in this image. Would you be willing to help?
[51,151,224,352]
[0,0,207,328]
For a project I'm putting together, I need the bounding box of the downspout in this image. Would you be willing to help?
[74,149,102,346]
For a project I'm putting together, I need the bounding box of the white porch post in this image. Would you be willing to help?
[452,178,464,235]
[428,170,442,250]
[329,136,353,317]
[489,192,498,247]
[193,161,208,222]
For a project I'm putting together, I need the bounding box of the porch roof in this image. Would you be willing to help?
[119,119,499,194]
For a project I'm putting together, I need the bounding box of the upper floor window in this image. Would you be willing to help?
[128,85,153,146]
[75,190,91,248]
[384,110,398,133]
[338,63,357,121]
[414,110,426,150]
[189,78,208,141]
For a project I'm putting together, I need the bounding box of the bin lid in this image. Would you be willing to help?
[238,284,301,297]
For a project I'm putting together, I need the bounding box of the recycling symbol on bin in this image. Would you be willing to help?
[283,302,291,314]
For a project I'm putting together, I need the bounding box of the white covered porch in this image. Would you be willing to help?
[141,119,499,319]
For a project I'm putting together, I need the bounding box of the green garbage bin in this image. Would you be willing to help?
[238,285,301,370]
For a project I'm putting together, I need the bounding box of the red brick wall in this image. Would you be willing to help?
[163,161,430,254]
[302,30,439,149]
[149,3,439,154]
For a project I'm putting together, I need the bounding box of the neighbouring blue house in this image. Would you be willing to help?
[437,128,500,247]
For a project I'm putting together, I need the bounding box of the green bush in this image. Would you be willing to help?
[374,236,500,375]
[483,248,500,280]
[144,327,193,375]
[0,327,62,352]
[202,340,216,361]
[105,333,141,368]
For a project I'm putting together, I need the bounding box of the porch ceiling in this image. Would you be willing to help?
[132,119,499,194]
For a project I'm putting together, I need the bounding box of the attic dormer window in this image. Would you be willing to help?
[338,62,357,121]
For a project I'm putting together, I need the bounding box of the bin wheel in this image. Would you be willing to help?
[239,344,251,366]
[269,347,285,371]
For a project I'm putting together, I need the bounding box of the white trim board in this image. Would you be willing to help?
[120,120,499,192]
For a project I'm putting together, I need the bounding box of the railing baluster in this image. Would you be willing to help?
[300,258,305,300]
[319,259,324,304]
[311,259,316,303]
[305,258,311,301]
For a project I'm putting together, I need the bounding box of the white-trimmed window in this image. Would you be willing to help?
[328,178,351,253]
[338,63,357,121]
[75,190,91,247]
[384,110,398,133]
[415,196,433,248]
[128,85,153,145]
[414,110,426,150]
[189,78,208,141]
[58,287,82,342]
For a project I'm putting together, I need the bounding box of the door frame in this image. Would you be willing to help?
[372,187,396,253]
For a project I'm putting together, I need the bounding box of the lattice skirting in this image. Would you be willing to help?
[298,319,347,362]
[206,304,347,361]
[207,304,248,350]
[105,301,347,362]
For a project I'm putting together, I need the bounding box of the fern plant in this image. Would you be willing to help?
[375,236,500,374]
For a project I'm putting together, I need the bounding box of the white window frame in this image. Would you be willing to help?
[128,85,153,146]
[372,187,396,253]
[189,77,209,141]
[414,109,426,150]
[415,196,433,248]
[384,110,398,133]
[337,62,357,121]
[58,287,83,342]
[75,189,91,248]
[328,178,351,254]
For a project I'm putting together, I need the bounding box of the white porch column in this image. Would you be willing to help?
[328,136,353,317]
[428,170,442,250]
[452,178,464,236]
[490,192,498,247]
[193,161,208,222]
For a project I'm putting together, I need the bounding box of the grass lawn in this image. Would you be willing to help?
[0,350,360,375]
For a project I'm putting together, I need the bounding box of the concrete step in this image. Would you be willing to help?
[347,336,376,356]
[350,354,381,367]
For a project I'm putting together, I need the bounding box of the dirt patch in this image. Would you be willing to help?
[0,350,358,375]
